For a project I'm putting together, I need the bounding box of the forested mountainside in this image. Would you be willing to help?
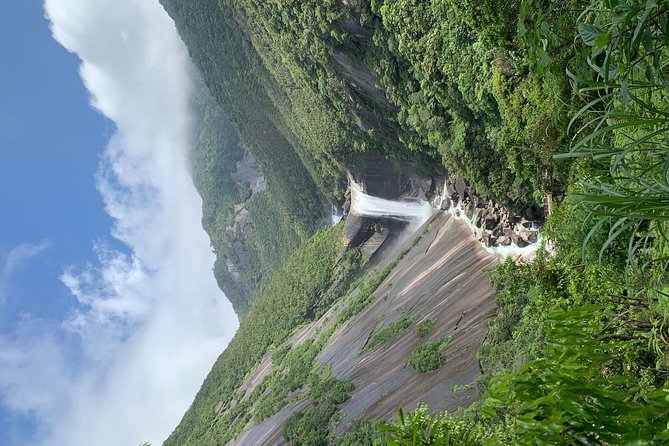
[189,84,322,315]
[166,0,569,314]
[164,0,563,211]
[164,0,669,444]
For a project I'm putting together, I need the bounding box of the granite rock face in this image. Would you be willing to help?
[341,156,438,260]
[342,213,409,254]
[221,147,267,311]
[231,148,266,193]
[348,156,437,202]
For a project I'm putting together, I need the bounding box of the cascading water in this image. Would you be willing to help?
[350,178,433,226]
[439,179,542,260]
[346,175,542,260]
[331,205,343,225]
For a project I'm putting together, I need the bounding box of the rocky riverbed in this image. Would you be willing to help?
[438,175,542,254]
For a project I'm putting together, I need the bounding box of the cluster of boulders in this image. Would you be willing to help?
[439,176,541,249]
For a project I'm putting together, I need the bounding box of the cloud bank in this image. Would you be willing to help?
[0,1,238,445]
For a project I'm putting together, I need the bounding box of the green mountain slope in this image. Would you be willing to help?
[190,84,319,315]
[163,0,669,443]
[163,0,569,315]
[163,224,351,445]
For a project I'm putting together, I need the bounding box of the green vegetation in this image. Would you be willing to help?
[163,215,425,444]
[482,305,669,444]
[337,262,399,323]
[342,0,583,208]
[163,0,576,220]
[477,2,669,441]
[407,337,453,373]
[283,379,356,445]
[380,404,482,446]
[363,315,414,352]
[169,0,589,315]
[415,319,436,338]
[333,420,382,446]
[190,84,321,315]
[161,0,669,443]
[163,225,349,445]
[168,0,592,317]
[378,1,669,444]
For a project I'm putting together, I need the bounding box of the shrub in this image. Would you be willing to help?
[407,337,452,372]
[379,404,482,445]
[363,316,414,352]
[415,319,436,338]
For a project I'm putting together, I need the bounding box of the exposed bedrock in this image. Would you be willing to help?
[341,156,439,260]
[342,213,409,261]
[347,155,437,202]
[231,146,266,193]
[230,213,498,446]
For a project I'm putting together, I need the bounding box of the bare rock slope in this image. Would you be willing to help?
[231,212,498,445]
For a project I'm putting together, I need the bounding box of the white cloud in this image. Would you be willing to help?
[0,1,239,445]
[0,242,50,305]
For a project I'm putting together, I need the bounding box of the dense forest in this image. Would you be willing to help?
[189,83,323,315]
[162,0,669,444]
[167,0,569,313]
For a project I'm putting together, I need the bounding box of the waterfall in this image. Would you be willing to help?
[350,178,433,226]
[331,205,343,225]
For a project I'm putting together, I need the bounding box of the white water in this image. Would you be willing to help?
[347,176,542,260]
[350,179,433,226]
[439,181,541,260]
[331,205,343,225]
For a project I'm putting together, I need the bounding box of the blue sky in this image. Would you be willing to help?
[0,1,238,445]
[0,0,113,329]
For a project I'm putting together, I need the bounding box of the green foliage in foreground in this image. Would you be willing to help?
[379,404,482,446]
[407,337,453,373]
[556,0,669,284]
[483,305,669,444]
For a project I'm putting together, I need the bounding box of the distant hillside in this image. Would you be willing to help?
[162,0,569,213]
[189,84,320,315]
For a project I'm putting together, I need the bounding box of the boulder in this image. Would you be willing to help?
[524,231,539,244]
[484,215,498,230]
[497,236,512,246]
[464,200,475,220]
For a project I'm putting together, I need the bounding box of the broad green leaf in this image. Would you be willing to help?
[579,23,606,47]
